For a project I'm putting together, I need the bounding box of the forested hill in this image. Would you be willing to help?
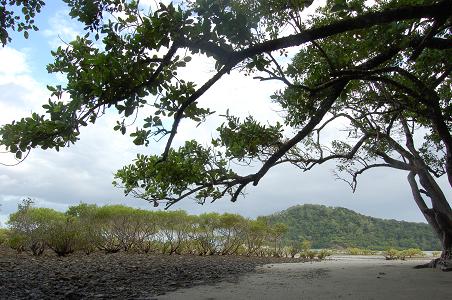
[263,204,440,250]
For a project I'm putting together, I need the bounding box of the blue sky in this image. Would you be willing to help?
[0,0,450,226]
[6,2,77,83]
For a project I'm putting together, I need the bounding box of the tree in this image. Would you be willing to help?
[155,210,193,254]
[217,213,247,255]
[268,222,288,257]
[66,203,103,254]
[194,212,222,255]
[0,0,451,266]
[267,1,452,265]
[45,214,79,256]
[7,198,66,255]
[0,0,44,45]
[242,218,268,256]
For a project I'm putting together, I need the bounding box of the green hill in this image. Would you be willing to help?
[263,204,440,250]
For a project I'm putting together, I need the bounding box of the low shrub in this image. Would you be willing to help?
[384,248,426,260]
[383,248,400,260]
[400,248,425,258]
[7,233,27,253]
[432,251,441,257]
[317,249,333,260]
[286,246,299,258]
[0,228,9,246]
[46,217,80,256]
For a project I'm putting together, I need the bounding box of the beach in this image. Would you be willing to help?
[158,256,452,300]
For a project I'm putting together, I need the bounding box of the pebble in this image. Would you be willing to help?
[0,247,304,299]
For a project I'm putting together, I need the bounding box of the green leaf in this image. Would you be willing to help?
[15,151,22,160]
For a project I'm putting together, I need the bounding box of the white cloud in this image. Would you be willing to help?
[42,9,83,49]
[0,47,49,128]
[171,53,285,148]
[0,47,29,75]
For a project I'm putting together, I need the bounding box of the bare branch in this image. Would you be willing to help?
[301,134,370,171]
[160,64,233,161]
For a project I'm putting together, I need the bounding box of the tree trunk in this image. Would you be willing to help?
[407,171,452,271]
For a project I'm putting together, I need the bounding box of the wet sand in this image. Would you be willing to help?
[158,256,452,300]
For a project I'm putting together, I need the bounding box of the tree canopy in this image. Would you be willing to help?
[0,0,44,45]
[0,0,451,254]
[266,204,440,250]
[6,199,290,257]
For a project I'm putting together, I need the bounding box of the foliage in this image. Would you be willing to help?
[295,240,333,260]
[217,213,247,255]
[268,222,288,257]
[5,201,434,258]
[66,203,103,254]
[0,0,44,45]
[432,251,441,257]
[0,228,9,245]
[265,204,441,250]
[317,249,333,260]
[286,239,302,258]
[114,141,237,206]
[5,201,293,257]
[300,239,311,252]
[45,216,80,256]
[6,199,82,256]
[1,0,451,254]
[383,247,426,260]
[194,212,222,255]
[7,199,61,255]
[155,210,192,254]
[242,218,268,256]
[400,248,426,258]
[7,233,27,253]
[383,248,400,260]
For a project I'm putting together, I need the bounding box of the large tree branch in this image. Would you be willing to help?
[118,1,452,206]
[373,150,412,171]
[331,64,452,186]
[230,0,452,64]
[160,64,233,161]
[160,2,452,164]
[410,15,449,61]
[296,133,371,171]
[252,80,348,186]
[230,40,406,193]
[182,1,451,65]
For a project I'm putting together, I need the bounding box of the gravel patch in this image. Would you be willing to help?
[0,247,304,299]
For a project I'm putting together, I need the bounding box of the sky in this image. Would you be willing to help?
[0,0,450,226]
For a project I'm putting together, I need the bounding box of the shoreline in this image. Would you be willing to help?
[1,247,449,299]
[158,256,452,300]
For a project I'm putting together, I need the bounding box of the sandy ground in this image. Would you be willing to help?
[157,256,452,300]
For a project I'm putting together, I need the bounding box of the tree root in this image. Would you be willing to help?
[414,258,452,271]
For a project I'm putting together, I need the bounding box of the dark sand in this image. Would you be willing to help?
[0,247,303,299]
